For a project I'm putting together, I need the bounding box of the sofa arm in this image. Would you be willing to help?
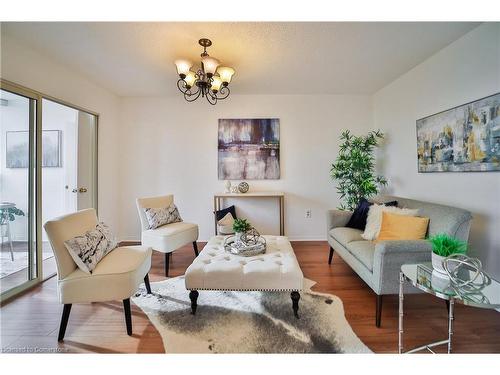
[326,209,352,232]
[372,240,432,294]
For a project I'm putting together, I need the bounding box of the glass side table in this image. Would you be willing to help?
[399,263,500,354]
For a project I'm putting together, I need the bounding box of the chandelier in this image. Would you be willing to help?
[174,38,235,105]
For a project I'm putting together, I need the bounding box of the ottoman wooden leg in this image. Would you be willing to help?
[291,291,300,319]
[189,290,199,315]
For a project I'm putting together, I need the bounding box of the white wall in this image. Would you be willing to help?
[1,33,121,233]
[373,23,500,277]
[118,95,372,241]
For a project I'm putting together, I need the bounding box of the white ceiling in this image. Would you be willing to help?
[1,22,480,96]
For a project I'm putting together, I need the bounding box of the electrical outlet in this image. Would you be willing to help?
[305,209,312,219]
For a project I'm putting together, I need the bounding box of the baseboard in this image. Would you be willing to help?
[119,239,328,247]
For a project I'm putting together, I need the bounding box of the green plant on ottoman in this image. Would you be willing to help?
[428,234,467,275]
[233,218,251,242]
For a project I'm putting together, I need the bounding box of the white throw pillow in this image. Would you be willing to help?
[64,222,117,274]
[144,204,182,229]
[217,212,235,235]
[362,204,420,241]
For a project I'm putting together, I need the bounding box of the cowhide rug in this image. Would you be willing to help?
[132,276,371,353]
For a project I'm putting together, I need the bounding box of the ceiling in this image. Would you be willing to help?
[1,22,480,96]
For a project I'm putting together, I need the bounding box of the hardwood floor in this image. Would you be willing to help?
[1,241,499,353]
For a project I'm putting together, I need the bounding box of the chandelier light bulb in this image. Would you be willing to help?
[184,71,197,88]
[210,76,223,93]
[217,67,235,85]
[174,59,192,78]
[201,56,220,77]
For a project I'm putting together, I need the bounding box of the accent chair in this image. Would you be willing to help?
[136,194,199,276]
[43,208,152,341]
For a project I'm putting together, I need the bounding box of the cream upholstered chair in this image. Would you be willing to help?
[136,194,199,276]
[44,209,152,342]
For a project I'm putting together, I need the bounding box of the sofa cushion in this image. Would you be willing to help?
[329,227,363,247]
[362,204,420,241]
[377,212,430,242]
[346,240,375,271]
[346,198,398,230]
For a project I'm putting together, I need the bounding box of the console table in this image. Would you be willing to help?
[213,192,285,235]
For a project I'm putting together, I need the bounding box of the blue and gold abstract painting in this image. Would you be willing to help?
[417,93,500,172]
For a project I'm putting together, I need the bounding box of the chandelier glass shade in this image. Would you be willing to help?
[175,38,235,105]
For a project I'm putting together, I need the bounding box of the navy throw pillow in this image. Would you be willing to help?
[215,205,237,221]
[345,198,397,230]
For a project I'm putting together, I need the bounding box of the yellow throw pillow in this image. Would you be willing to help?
[376,212,429,242]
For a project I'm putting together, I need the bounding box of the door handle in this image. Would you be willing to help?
[79,188,88,193]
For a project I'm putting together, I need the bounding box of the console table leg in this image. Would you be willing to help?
[291,291,300,319]
[189,290,199,315]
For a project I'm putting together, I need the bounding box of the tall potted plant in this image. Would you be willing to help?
[330,130,387,210]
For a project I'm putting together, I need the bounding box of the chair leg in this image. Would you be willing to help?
[58,304,72,342]
[376,295,383,328]
[165,253,170,277]
[123,298,132,336]
[192,241,199,257]
[144,273,152,294]
[328,246,334,265]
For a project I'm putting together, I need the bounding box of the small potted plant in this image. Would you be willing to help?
[428,234,467,275]
[232,218,251,243]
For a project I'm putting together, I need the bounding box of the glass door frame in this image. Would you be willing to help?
[0,79,99,303]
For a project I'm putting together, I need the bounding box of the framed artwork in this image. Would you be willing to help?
[6,130,62,168]
[416,92,500,172]
[218,118,280,180]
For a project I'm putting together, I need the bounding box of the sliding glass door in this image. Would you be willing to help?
[41,99,97,280]
[0,80,98,300]
[0,87,38,297]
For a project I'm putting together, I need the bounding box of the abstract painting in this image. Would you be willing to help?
[6,130,62,168]
[218,118,280,180]
[417,93,500,172]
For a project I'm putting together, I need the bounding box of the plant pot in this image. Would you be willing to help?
[235,231,244,243]
[431,252,448,275]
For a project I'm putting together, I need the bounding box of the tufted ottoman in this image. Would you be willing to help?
[185,235,304,317]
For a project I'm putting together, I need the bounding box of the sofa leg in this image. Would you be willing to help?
[328,246,334,265]
[165,253,170,277]
[144,273,152,294]
[192,241,199,257]
[57,304,72,342]
[189,290,199,315]
[123,298,132,336]
[376,295,383,328]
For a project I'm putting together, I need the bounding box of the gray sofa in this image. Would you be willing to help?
[326,195,472,327]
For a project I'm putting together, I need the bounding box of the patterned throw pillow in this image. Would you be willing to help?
[64,222,117,274]
[362,204,420,241]
[145,204,182,229]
